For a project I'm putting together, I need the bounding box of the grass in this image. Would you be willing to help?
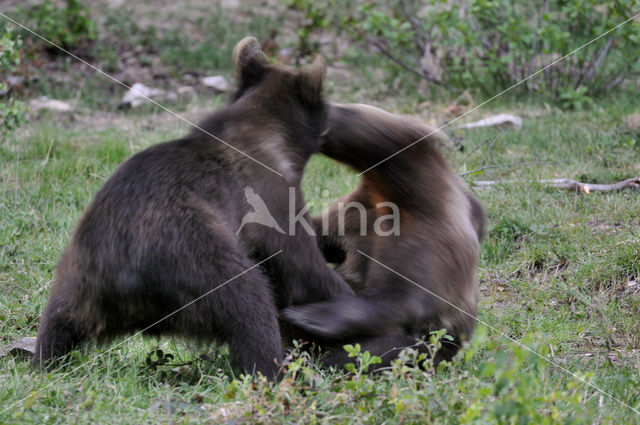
[1,95,639,424]
[2,2,640,424]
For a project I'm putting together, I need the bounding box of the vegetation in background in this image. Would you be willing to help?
[1,95,639,423]
[0,27,26,133]
[1,0,640,423]
[21,0,96,52]
[284,0,332,58]
[287,0,640,107]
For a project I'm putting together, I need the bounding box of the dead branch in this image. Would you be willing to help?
[397,0,426,56]
[460,160,562,176]
[456,128,506,171]
[584,37,614,83]
[369,39,448,87]
[471,177,640,193]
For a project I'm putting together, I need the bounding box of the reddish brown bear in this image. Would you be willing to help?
[34,38,353,378]
[283,103,485,368]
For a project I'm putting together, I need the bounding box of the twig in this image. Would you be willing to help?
[460,160,562,177]
[526,1,546,87]
[379,341,424,360]
[456,128,506,171]
[471,177,640,193]
[397,0,426,56]
[584,37,614,83]
[479,129,504,168]
[605,71,640,90]
[545,177,640,193]
[369,39,447,87]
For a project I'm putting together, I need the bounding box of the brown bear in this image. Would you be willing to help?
[283,103,485,368]
[34,37,353,378]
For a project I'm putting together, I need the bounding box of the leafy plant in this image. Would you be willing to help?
[23,0,97,51]
[145,349,175,370]
[0,27,26,133]
[343,343,382,374]
[559,85,594,110]
[284,0,332,58]
[330,0,640,106]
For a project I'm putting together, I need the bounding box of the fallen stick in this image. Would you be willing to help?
[457,113,523,129]
[460,160,563,176]
[471,177,640,193]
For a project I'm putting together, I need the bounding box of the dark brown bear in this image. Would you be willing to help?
[34,37,353,378]
[283,103,485,368]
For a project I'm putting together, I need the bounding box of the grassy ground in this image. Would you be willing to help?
[2,2,640,424]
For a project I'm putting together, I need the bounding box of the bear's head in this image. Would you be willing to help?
[230,36,327,154]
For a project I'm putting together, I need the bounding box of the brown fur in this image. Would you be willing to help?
[283,103,485,368]
[34,38,353,378]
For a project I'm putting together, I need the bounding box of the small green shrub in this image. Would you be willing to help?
[284,0,332,58]
[24,0,96,51]
[307,0,640,106]
[0,27,26,133]
[0,29,22,93]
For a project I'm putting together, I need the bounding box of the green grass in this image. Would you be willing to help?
[2,2,640,423]
[1,95,639,423]
[97,4,276,76]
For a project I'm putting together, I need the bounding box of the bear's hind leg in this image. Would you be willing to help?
[206,264,283,378]
[171,231,284,379]
[34,293,90,368]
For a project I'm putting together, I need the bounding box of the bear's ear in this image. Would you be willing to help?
[232,36,268,87]
[297,54,326,106]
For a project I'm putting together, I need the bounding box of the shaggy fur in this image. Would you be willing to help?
[283,103,485,368]
[34,38,353,378]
